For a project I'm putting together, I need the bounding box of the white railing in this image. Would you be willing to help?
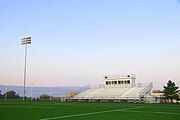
[139,82,153,97]
[75,85,90,95]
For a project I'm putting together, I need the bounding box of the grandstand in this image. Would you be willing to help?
[70,74,155,103]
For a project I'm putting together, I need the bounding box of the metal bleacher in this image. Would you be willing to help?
[70,74,154,103]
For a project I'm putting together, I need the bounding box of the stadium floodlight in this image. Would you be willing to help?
[21,36,31,100]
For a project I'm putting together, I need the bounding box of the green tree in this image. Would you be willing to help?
[0,90,3,99]
[39,94,50,100]
[3,90,20,99]
[163,80,179,103]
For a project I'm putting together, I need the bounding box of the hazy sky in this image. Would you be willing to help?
[0,0,180,89]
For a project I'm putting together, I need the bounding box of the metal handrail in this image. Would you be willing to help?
[139,82,153,97]
[75,85,90,94]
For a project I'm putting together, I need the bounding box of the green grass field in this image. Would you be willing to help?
[0,100,179,120]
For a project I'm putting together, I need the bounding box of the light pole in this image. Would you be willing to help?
[5,88,7,101]
[31,83,33,101]
[49,87,52,101]
[21,36,31,100]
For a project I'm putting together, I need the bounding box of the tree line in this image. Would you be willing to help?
[0,90,51,99]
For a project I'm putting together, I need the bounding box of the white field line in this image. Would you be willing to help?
[0,106,53,109]
[147,107,180,110]
[39,106,145,120]
[123,110,180,115]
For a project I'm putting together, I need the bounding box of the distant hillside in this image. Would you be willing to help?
[0,85,81,97]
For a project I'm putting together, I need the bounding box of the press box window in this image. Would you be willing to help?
[106,81,108,85]
[115,81,117,84]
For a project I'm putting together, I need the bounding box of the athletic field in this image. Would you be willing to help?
[0,101,179,120]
